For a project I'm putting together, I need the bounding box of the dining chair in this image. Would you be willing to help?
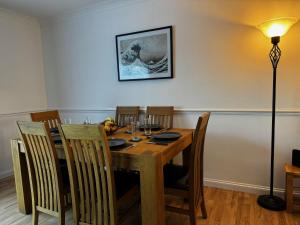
[30,110,61,130]
[163,112,210,225]
[146,106,174,129]
[59,124,139,225]
[17,121,68,225]
[115,106,140,127]
[31,110,69,187]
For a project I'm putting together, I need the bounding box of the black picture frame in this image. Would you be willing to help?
[116,26,173,81]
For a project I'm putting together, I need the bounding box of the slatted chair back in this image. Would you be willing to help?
[31,110,61,129]
[59,124,117,225]
[115,106,140,127]
[146,106,174,129]
[189,112,210,210]
[17,121,64,223]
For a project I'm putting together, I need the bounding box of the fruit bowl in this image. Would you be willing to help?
[101,117,118,135]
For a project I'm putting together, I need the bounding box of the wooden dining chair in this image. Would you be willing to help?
[146,106,174,129]
[17,121,67,225]
[59,124,139,225]
[30,110,61,129]
[31,110,69,186]
[115,106,140,127]
[163,112,210,225]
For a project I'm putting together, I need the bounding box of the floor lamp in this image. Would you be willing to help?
[256,17,298,211]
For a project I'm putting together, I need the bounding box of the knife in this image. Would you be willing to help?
[146,142,168,145]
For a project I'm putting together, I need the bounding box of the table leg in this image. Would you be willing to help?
[286,173,293,213]
[183,145,191,168]
[11,139,32,214]
[140,152,165,225]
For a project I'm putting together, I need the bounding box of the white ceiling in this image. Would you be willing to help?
[1,0,300,24]
[0,0,112,18]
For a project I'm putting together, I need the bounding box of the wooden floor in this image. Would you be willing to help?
[1,177,300,225]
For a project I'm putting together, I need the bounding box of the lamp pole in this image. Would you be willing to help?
[257,36,286,211]
[270,36,280,197]
[256,17,297,211]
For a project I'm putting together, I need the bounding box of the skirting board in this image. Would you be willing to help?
[0,169,13,180]
[204,178,288,197]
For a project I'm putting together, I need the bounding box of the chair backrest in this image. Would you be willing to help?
[146,106,174,129]
[115,106,140,127]
[59,124,117,225]
[17,121,64,214]
[189,112,210,209]
[30,110,61,129]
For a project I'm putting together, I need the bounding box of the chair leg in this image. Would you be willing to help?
[32,208,39,225]
[73,219,78,225]
[200,199,207,219]
[189,209,197,225]
[200,190,207,218]
[58,211,65,225]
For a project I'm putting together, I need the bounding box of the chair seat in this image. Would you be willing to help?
[114,170,139,199]
[164,164,189,190]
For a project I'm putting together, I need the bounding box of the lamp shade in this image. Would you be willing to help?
[257,17,298,38]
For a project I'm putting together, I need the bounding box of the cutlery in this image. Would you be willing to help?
[123,144,136,150]
[146,142,168,146]
[155,128,171,135]
[159,128,169,133]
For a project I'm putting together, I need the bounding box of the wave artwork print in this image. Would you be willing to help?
[116,26,173,81]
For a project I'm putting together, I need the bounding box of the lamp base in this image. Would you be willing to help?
[257,195,286,211]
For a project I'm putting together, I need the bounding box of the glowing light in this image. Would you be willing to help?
[257,17,298,38]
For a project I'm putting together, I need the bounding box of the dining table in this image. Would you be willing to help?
[11,126,193,225]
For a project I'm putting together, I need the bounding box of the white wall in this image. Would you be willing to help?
[0,9,47,178]
[42,0,300,110]
[41,0,300,193]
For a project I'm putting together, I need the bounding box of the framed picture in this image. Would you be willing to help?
[116,26,173,81]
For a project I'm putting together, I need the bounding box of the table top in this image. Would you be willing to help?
[110,128,192,153]
[285,164,300,176]
[17,127,193,169]
[110,128,193,166]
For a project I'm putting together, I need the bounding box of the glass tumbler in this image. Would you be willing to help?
[126,117,133,133]
[144,117,152,136]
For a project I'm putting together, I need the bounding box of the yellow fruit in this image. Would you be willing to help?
[104,125,111,132]
[105,116,114,122]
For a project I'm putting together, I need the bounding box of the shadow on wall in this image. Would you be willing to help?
[0,113,31,179]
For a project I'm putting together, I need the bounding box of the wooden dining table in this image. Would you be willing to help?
[11,127,193,225]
